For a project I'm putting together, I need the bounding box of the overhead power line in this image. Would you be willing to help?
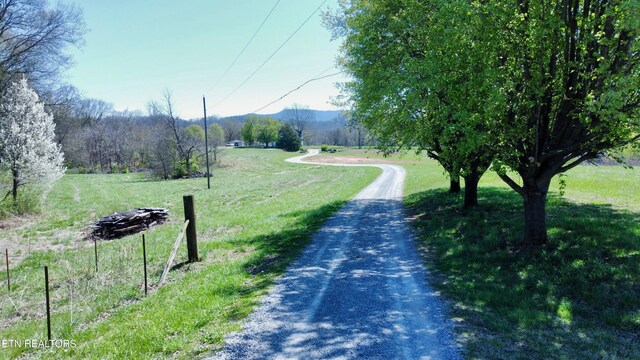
[213,0,329,107]
[251,5,435,113]
[206,0,281,94]
[251,67,344,113]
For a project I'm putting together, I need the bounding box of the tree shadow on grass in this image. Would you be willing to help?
[241,201,349,277]
[405,187,640,359]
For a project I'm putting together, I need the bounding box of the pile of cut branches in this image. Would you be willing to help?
[91,208,169,240]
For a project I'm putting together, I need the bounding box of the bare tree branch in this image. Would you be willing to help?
[284,104,314,141]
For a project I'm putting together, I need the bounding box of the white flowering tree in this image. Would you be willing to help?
[0,79,65,201]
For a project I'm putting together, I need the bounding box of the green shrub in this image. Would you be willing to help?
[173,160,200,178]
[277,125,301,152]
[108,164,131,174]
[321,144,329,152]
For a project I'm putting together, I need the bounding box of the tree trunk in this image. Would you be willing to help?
[449,174,461,193]
[522,183,550,246]
[185,155,191,177]
[463,172,481,208]
[12,168,19,201]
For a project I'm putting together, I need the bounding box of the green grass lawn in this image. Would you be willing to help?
[404,162,640,359]
[0,149,380,359]
[2,147,637,359]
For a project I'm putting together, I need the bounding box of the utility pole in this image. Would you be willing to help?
[202,95,211,189]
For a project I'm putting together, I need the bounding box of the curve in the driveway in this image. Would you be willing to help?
[211,149,462,360]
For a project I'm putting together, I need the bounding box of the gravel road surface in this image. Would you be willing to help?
[211,150,461,359]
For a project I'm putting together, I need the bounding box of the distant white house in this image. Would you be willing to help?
[226,140,244,147]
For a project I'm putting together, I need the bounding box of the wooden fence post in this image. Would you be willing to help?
[183,195,199,263]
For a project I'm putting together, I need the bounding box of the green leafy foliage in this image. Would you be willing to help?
[277,125,301,152]
[484,0,639,243]
[173,159,200,178]
[255,117,281,148]
[326,0,502,207]
[241,120,255,146]
[241,116,282,147]
[328,0,640,243]
[207,124,225,147]
[184,124,204,142]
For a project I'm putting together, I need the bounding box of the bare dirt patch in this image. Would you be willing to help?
[0,214,38,230]
[201,225,245,242]
[0,223,86,269]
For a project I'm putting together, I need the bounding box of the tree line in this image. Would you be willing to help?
[54,94,375,177]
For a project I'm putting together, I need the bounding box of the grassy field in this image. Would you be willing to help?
[2,146,637,359]
[404,161,640,359]
[0,149,380,359]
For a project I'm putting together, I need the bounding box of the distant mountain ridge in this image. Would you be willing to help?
[220,109,344,123]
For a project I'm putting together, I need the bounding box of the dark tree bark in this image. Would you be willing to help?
[501,172,553,245]
[12,168,19,201]
[428,150,463,194]
[463,171,482,209]
[185,157,191,176]
[522,179,552,245]
[449,174,461,193]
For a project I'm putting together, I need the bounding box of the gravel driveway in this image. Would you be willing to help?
[211,150,461,359]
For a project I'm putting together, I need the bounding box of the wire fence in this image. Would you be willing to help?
[0,197,197,343]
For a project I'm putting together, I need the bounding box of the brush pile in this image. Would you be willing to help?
[91,208,169,240]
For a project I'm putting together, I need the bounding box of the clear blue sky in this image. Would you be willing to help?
[65,0,346,119]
